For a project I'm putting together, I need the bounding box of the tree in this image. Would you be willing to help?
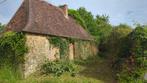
[95,15,112,42]
[77,7,99,41]
[77,7,113,44]
[99,24,132,57]
[113,25,146,83]
[68,9,87,30]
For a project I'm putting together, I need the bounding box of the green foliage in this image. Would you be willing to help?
[77,7,99,41]
[0,31,27,67]
[69,8,113,45]
[74,40,95,59]
[111,25,146,83]
[77,7,97,34]
[100,24,147,82]
[0,23,5,33]
[110,24,132,53]
[0,56,110,83]
[117,68,144,83]
[68,9,87,29]
[77,7,113,44]
[95,15,112,42]
[111,24,132,38]
[109,24,132,45]
[0,66,21,83]
[99,24,132,57]
[47,36,69,59]
[41,61,77,77]
[96,15,113,57]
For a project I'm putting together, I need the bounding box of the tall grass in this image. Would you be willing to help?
[0,66,20,83]
[0,56,113,83]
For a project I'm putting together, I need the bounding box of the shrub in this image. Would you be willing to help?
[41,61,77,77]
[113,25,147,83]
[0,31,27,67]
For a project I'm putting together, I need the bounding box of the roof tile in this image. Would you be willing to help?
[6,0,92,40]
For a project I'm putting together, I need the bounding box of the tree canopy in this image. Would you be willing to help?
[69,7,112,44]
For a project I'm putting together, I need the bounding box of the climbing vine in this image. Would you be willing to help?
[47,36,95,60]
[0,31,28,67]
[47,36,70,59]
[74,40,94,60]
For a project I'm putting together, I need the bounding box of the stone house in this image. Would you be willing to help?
[6,0,98,77]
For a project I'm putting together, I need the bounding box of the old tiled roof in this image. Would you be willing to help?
[6,0,92,40]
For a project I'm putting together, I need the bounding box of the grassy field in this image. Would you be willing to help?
[0,57,117,83]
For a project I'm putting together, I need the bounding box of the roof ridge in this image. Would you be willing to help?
[39,0,68,19]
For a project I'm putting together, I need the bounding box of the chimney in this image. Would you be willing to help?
[60,4,68,18]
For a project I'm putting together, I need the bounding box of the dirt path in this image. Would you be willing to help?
[79,57,117,83]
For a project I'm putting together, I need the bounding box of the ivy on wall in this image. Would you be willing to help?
[0,31,28,67]
[47,36,70,59]
[48,36,95,60]
[74,40,94,60]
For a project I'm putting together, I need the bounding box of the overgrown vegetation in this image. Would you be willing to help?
[69,7,112,44]
[0,31,27,68]
[48,36,94,60]
[105,24,147,83]
[74,40,95,59]
[0,56,115,83]
[47,36,70,59]
[41,61,77,77]
[0,66,20,83]
[73,7,146,82]
[68,9,87,29]
[0,5,146,83]
[115,25,147,83]
[0,30,28,82]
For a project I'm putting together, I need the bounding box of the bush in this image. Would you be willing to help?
[113,25,147,83]
[41,61,77,77]
[0,31,27,67]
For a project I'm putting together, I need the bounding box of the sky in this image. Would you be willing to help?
[0,0,147,26]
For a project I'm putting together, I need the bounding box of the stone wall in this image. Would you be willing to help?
[24,33,60,78]
[68,43,74,60]
[74,41,98,60]
[24,33,97,77]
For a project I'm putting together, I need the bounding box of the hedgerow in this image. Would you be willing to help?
[113,25,147,83]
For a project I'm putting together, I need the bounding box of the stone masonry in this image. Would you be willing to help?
[23,33,97,78]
